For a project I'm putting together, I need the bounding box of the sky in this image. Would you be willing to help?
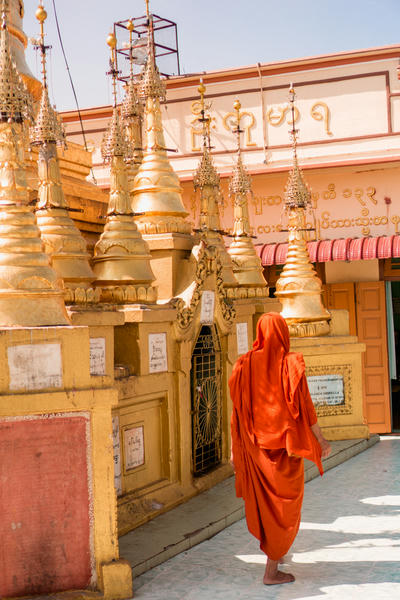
[22,0,400,112]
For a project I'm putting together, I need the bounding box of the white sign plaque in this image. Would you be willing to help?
[236,322,249,355]
[112,416,122,496]
[148,333,168,373]
[200,290,215,324]
[90,337,106,376]
[307,374,345,406]
[8,343,62,391]
[124,426,145,470]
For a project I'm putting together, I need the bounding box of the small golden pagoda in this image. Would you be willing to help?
[92,31,156,304]
[227,100,267,295]
[131,1,190,235]
[0,0,68,326]
[122,19,143,190]
[193,80,237,288]
[31,3,98,305]
[275,86,330,337]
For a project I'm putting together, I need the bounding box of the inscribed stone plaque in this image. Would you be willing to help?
[236,322,249,355]
[124,426,145,470]
[112,416,122,496]
[148,333,168,373]
[89,337,106,376]
[307,374,345,406]
[200,290,215,324]
[7,343,62,391]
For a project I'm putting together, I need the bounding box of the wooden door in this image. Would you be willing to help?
[323,282,357,336]
[355,281,391,433]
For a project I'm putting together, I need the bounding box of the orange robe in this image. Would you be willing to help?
[229,313,323,560]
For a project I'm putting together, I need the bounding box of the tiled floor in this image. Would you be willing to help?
[132,436,400,599]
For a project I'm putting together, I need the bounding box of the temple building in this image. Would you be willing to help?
[0,0,398,598]
[64,43,400,436]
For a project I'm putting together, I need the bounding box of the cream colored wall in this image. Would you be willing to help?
[325,259,380,283]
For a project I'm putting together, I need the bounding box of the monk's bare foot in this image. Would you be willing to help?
[263,570,295,585]
[263,558,295,585]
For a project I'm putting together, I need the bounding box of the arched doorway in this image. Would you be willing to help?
[191,325,222,476]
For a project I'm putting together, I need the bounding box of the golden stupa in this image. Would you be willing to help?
[0,0,68,326]
[7,0,42,99]
[193,81,237,288]
[31,3,98,304]
[227,100,267,296]
[131,3,190,235]
[92,31,156,304]
[122,19,144,190]
[275,86,330,337]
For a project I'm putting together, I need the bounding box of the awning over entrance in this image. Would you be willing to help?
[256,235,400,266]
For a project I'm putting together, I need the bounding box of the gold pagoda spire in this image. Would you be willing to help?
[92,31,156,304]
[275,86,330,337]
[31,2,98,304]
[193,80,236,287]
[0,0,68,325]
[121,19,143,187]
[227,99,267,293]
[131,1,190,234]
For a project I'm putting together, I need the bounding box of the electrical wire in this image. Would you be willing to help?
[51,0,97,184]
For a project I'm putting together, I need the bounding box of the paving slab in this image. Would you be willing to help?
[132,435,399,599]
[119,434,380,578]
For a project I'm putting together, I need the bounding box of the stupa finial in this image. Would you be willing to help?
[275,84,330,337]
[0,0,32,124]
[131,0,190,235]
[227,98,267,294]
[92,27,156,304]
[31,1,97,303]
[121,18,144,185]
[283,85,312,210]
[193,80,220,196]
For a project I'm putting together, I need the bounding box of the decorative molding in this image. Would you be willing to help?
[306,363,353,417]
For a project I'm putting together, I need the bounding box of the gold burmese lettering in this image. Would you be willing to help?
[266,104,299,127]
[190,99,216,152]
[341,186,377,206]
[251,194,282,215]
[223,109,257,147]
[318,210,392,236]
[311,102,332,136]
[267,102,332,136]
[257,223,283,234]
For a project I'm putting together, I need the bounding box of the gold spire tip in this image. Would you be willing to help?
[107,32,116,49]
[36,4,47,23]
[127,19,134,32]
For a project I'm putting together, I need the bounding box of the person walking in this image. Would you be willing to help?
[229,312,331,585]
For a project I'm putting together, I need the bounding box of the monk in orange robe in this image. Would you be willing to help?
[229,312,331,585]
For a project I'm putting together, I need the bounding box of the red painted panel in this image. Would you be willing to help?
[0,415,92,597]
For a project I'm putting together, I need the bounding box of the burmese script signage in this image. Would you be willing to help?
[307,374,345,406]
[112,416,122,496]
[148,333,168,373]
[200,291,215,324]
[7,343,63,391]
[124,425,145,470]
[236,322,249,355]
[89,337,106,376]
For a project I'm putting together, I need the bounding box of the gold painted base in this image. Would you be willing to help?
[64,287,102,305]
[0,291,69,327]
[288,319,330,337]
[97,284,157,304]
